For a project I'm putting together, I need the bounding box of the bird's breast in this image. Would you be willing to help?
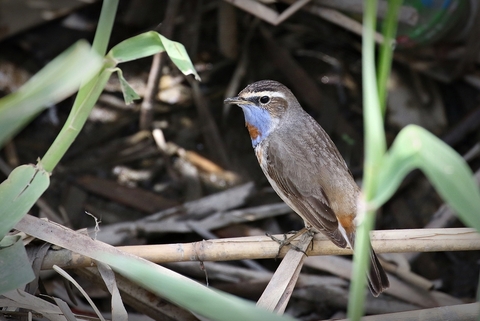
[246,122,260,141]
[254,140,310,225]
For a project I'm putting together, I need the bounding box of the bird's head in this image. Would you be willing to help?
[224,80,297,147]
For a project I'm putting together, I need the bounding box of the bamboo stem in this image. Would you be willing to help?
[40,228,480,270]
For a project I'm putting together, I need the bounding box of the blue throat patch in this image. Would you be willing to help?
[240,104,273,147]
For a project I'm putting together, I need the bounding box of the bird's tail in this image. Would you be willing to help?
[367,249,390,297]
[335,230,389,296]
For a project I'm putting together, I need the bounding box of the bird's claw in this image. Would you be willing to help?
[266,230,310,258]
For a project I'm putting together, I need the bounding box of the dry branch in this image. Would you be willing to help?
[222,0,310,26]
[93,182,256,244]
[139,0,181,130]
[307,6,384,43]
[40,228,480,270]
[257,232,314,313]
[335,302,479,321]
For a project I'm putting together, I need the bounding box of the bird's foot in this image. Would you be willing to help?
[266,227,314,258]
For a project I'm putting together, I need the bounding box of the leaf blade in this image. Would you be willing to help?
[108,31,200,81]
[372,125,480,231]
[0,164,50,239]
[0,41,103,148]
[0,236,35,294]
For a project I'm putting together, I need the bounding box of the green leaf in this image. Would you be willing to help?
[372,125,480,231]
[102,254,296,321]
[0,40,103,148]
[0,164,50,240]
[108,31,165,63]
[114,68,140,104]
[158,33,200,81]
[0,235,35,294]
[108,31,200,81]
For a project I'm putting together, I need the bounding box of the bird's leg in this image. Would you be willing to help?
[266,227,314,258]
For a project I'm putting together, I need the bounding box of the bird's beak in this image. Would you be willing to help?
[224,97,249,105]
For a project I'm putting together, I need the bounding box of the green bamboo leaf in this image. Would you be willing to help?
[108,31,164,63]
[0,41,103,148]
[102,254,296,321]
[158,34,200,81]
[114,68,140,104]
[372,125,480,231]
[0,164,50,240]
[0,235,35,294]
[108,31,200,80]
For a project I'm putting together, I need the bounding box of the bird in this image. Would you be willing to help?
[224,80,389,296]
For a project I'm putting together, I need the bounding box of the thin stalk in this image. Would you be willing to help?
[40,0,119,172]
[41,67,114,173]
[348,0,382,319]
[92,0,118,56]
[377,0,402,114]
[362,1,386,169]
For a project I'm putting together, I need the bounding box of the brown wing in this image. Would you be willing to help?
[265,160,347,248]
[263,114,353,248]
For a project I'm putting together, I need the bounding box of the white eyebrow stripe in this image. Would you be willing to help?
[241,91,286,99]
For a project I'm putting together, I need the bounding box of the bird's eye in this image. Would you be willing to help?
[259,96,270,104]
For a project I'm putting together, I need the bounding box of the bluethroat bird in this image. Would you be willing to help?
[224,80,389,296]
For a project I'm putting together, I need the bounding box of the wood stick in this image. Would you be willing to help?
[40,228,480,269]
[139,0,182,130]
[257,232,313,313]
